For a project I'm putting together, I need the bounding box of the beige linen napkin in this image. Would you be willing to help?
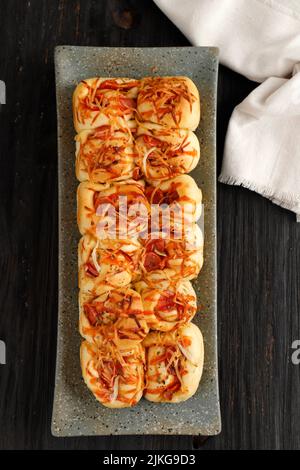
[155,0,300,219]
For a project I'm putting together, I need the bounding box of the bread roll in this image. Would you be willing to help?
[135,122,200,182]
[75,125,135,183]
[80,340,145,408]
[139,224,203,279]
[137,76,200,130]
[79,286,149,347]
[73,77,139,133]
[135,270,197,331]
[78,234,141,292]
[77,180,149,238]
[146,175,202,229]
[143,323,204,403]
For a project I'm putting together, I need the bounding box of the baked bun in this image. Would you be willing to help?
[146,175,202,229]
[75,125,135,183]
[77,180,149,238]
[78,234,141,292]
[137,76,200,130]
[73,78,139,133]
[143,323,204,403]
[139,224,203,279]
[135,122,200,182]
[135,270,197,331]
[80,340,145,408]
[79,286,149,347]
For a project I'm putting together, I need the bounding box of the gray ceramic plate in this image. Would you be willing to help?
[52,46,220,436]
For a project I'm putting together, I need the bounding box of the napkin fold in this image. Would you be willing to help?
[219,64,300,220]
[154,0,300,82]
[155,0,300,219]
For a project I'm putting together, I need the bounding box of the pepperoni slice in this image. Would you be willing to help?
[145,186,155,201]
[164,190,179,204]
[132,166,142,180]
[84,304,99,326]
[94,193,118,210]
[154,239,165,253]
[143,252,164,271]
[119,96,135,110]
[92,125,111,139]
[163,382,181,400]
[143,135,164,148]
[98,80,120,90]
[99,360,117,388]
[146,238,166,254]
[85,262,99,277]
[157,292,177,311]
[151,188,164,204]
[98,80,139,91]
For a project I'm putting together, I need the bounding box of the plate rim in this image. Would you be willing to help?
[52,45,221,437]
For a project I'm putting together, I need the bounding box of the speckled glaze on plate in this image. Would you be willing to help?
[52,46,220,437]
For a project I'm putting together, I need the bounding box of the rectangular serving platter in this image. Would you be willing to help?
[52,46,220,436]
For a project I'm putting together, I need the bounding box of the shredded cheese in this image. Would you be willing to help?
[178,342,197,366]
[110,376,120,402]
[142,147,156,177]
[91,240,101,273]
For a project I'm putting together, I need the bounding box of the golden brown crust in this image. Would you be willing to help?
[79,285,149,348]
[75,126,135,183]
[138,224,203,280]
[143,323,204,403]
[78,234,142,292]
[135,270,197,331]
[147,175,202,229]
[75,76,205,408]
[80,340,145,408]
[77,180,149,238]
[167,223,204,278]
[73,77,139,133]
[137,76,200,130]
[77,181,109,236]
[135,122,200,182]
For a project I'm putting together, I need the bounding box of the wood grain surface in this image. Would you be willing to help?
[0,0,299,450]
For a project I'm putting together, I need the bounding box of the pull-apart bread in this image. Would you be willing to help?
[143,323,204,403]
[74,75,205,408]
[137,76,200,130]
[80,340,145,408]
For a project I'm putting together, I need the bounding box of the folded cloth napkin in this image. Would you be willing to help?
[219,64,300,220]
[154,0,300,82]
[155,0,300,219]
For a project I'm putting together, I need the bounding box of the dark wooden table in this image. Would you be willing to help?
[0,0,299,450]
